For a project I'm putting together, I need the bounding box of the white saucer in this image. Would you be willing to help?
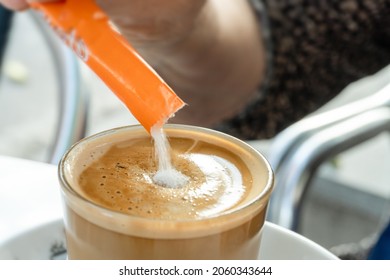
[0,220,338,260]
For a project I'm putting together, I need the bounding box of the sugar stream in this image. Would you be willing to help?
[150,126,189,188]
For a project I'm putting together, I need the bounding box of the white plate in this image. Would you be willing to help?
[0,220,338,260]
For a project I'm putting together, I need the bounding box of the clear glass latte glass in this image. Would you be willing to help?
[59,124,274,259]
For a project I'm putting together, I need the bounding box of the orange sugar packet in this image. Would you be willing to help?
[31,0,185,132]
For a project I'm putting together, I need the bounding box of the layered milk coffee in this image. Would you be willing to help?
[59,125,274,259]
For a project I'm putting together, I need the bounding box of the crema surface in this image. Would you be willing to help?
[77,137,252,220]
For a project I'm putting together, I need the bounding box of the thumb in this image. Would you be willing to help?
[1,0,58,10]
[1,0,29,10]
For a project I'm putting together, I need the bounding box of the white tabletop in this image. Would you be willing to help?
[0,155,338,260]
[0,156,63,242]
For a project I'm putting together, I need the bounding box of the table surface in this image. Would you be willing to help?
[0,156,62,242]
[0,155,338,260]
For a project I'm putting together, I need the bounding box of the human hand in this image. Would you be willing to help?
[0,0,264,128]
[0,0,206,49]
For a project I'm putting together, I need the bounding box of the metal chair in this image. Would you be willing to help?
[30,11,89,164]
[267,83,390,231]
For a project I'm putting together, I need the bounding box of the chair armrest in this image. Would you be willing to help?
[30,11,89,164]
[268,107,390,230]
[268,83,390,172]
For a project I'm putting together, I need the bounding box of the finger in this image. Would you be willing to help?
[1,0,57,11]
[27,0,60,3]
[1,0,29,10]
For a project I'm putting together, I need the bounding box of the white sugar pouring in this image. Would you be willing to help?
[151,126,189,188]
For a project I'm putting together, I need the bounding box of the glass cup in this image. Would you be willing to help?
[59,124,274,259]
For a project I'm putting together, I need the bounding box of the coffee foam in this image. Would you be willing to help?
[61,125,273,238]
[77,138,250,220]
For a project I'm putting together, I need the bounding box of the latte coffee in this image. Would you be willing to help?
[59,124,274,259]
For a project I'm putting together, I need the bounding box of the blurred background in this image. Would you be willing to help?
[1,11,389,259]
